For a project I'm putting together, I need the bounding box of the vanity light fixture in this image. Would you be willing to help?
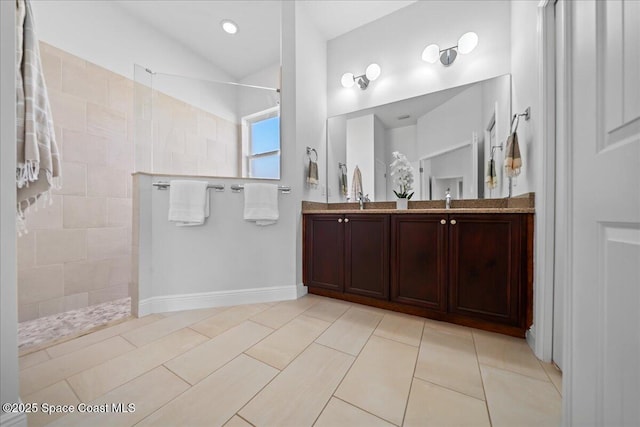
[422,32,478,66]
[341,63,381,90]
[221,19,238,35]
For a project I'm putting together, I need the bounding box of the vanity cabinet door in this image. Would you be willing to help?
[303,214,345,292]
[448,214,522,325]
[391,215,447,311]
[344,214,390,300]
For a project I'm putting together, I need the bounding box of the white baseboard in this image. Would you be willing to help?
[138,285,299,316]
[0,411,27,427]
[526,325,536,353]
[296,283,308,298]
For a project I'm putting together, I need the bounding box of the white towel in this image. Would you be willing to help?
[244,183,278,226]
[350,166,363,201]
[16,0,61,235]
[168,180,209,226]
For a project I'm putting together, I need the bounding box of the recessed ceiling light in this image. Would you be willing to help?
[221,19,238,35]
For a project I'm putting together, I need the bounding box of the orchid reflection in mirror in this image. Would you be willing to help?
[390,151,414,209]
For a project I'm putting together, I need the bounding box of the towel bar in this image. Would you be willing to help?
[230,184,291,194]
[152,181,225,191]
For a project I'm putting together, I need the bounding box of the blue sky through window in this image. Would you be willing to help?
[250,115,280,178]
[251,116,280,155]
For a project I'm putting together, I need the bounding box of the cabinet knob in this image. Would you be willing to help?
[338,218,343,223]
[440,219,446,225]
[344,218,350,223]
[450,219,457,225]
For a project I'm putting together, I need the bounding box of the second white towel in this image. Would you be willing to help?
[244,183,279,226]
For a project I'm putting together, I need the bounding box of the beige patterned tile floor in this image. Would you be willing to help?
[19,295,562,426]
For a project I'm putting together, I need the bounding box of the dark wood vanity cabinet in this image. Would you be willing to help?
[304,214,389,299]
[391,215,447,311]
[303,214,344,292]
[447,215,524,327]
[344,214,390,299]
[303,211,533,337]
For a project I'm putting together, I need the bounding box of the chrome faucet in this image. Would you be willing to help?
[357,191,370,210]
[445,188,452,209]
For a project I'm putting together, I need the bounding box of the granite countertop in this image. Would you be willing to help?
[302,207,534,214]
[302,193,535,214]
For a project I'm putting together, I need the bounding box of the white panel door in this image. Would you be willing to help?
[568,1,640,426]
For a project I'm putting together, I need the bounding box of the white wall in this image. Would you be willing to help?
[480,75,512,198]
[237,63,281,120]
[295,4,327,203]
[31,0,230,82]
[327,0,511,117]
[511,0,546,360]
[346,115,375,200]
[373,116,386,201]
[510,0,539,196]
[138,175,298,312]
[425,145,475,199]
[135,1,301,313]
[416,84,483,159]
[294,4,327,288]
[0,1,22,425]
[327,116,347,202]
[31,0,238,122]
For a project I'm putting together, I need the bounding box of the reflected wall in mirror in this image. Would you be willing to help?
[327,74,511,202]
[132,1,282,179]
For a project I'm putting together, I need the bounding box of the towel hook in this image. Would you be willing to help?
[306,147,318,162]
[511,107,531,133]
[338,162,347,173]
[490,144,503,159]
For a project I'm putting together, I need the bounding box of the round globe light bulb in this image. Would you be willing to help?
[365,63,381,81]
[221,20,238,35]
[421,44,440,63]
[457,32,478,54]
[341,72,355,88]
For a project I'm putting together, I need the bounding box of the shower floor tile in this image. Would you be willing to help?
[18,298,131,353]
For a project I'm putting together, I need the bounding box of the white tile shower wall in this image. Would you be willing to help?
[17,42,134,322]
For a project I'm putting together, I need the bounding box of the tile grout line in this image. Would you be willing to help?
[241,351,283,372]
[64,378,83,403]
[333,395,400,427]
[471,330,494,427]
[235,413,257,427]
[401,319,426,426]
[241,317,332,371]
[478,360,556,384]
[21,335,141,397]
[232,297,357,424]
[538,359,563,397]
[235,310,347,424]
[413,377,490,404]
[316,307,385,424]
[63,326,210,403]
[146,353,265,422]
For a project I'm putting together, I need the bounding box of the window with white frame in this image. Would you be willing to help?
[242,106,280,179]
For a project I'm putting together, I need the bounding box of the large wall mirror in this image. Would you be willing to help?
[132,0,282,179]
[326,74,512,202]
